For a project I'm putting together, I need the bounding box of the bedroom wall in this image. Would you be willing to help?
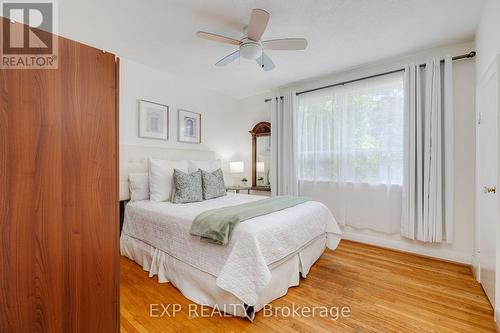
[476,0,500,81]
[119,58,271,186]
[211,93,272,186]
[273,42,477,264]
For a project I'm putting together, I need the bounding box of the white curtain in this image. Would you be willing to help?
[270,91,299,196]
[297,73,404,233]
[401,56,453,242]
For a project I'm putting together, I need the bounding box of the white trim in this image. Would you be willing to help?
[342,232,472,264]
[473,54,500,302]
[471,252,480,282]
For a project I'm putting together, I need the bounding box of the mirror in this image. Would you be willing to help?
[256,136,271,187]
[250,122,271,191]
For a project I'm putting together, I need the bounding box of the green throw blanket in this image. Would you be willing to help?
[190,196,310,245]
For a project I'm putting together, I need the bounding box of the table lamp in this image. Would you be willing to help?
[229,161,246,186]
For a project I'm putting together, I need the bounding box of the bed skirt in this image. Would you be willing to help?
[120,233,340,319]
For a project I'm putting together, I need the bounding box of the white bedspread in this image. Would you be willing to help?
[121,193,342,306]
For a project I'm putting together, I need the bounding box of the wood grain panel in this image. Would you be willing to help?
[120,240,494,333]
[0,17,119,332]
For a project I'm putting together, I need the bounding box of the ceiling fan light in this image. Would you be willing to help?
[240,43,262,60]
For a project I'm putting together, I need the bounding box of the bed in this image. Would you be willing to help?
[119,145,342,319]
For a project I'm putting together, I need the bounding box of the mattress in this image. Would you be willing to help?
[121,193,342,305]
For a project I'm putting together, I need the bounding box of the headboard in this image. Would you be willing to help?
[120,144,216,200]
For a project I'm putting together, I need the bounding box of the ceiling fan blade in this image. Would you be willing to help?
[196,31,241,46]
[262,38,308,50]
[256,52,275,71]
[215,50,240,66]
[247,8,269,41]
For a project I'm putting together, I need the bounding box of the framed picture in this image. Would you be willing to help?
[138,100,168,140]
[178,109,201,144]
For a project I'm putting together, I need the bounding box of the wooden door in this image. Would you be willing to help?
[0,18,119,332]
[476,55,498,307]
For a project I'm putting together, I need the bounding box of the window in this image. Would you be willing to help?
[297,72,404,185]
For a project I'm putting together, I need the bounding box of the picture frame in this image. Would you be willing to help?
[138,100,169,140]
[178,109,201,144]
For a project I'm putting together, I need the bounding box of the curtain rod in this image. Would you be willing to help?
[264,96,284,102]
[264,51,476,102]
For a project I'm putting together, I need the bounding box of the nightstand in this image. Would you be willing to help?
[226,186,251,194]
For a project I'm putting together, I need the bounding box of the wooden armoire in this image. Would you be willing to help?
[0,18,119,332]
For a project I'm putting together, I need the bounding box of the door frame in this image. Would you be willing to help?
[474,54,500,317]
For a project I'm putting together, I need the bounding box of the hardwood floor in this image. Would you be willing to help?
[120,240,494,333]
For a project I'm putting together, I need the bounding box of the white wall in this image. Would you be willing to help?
[120,58,269,185]
[209,93,272,185]
[476,0,500,81]
[274,42,477,264]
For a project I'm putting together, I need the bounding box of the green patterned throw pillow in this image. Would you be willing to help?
[172,169,203,203]
[201,168,226,200]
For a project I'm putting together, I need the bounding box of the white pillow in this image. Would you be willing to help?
[188,159,222,173]
[149,158,189,202]
[129,173,150,201]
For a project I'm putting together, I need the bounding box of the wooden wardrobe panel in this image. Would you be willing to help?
[0,18,119,332]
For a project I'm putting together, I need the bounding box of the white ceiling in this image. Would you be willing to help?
[57,0,485,99]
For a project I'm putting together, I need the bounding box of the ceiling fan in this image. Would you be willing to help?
[196,8,307,71]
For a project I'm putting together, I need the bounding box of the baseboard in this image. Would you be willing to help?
[471,253,480,282]
[341,231,472,265]
[496,308,500,332]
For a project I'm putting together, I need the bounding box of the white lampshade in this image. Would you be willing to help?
[230,161,244,174]
[256,162,265,173]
